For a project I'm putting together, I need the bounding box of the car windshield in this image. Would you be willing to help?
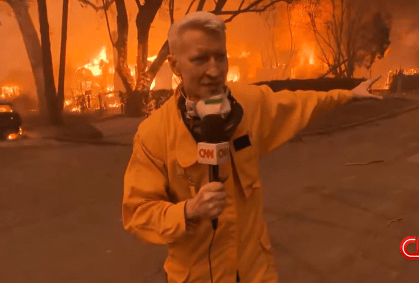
[0,104,13,113]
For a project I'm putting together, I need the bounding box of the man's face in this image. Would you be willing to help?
[169,28,228,101]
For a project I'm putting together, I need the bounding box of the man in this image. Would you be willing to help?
[123,11,382,283]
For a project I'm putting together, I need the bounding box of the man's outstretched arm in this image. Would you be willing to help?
[251,76,382,156]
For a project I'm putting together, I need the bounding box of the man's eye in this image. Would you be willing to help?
[216,54,227,61]
[192,56,206,62]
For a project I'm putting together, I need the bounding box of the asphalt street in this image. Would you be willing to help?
[1,107,419,282]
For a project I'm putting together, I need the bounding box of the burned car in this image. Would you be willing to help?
[0,101,22,140]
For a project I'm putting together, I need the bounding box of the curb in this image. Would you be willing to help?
[42,136,132,146]
[8,104,419,147]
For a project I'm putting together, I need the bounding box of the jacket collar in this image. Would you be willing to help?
[174,90,200,168]
[174,86,246,168]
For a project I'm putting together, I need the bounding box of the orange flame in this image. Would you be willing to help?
[1,85,20,100]
[227,66,240,82]
[80,46,109,77]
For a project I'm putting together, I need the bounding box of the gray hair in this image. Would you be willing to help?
[167,11,226,55]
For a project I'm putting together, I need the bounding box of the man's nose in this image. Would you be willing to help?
[206,59,222,78]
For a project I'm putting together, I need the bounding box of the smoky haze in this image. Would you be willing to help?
[0,0,419,96]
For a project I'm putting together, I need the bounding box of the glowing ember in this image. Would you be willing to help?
[150,79,156,90]
[227,66,240,82]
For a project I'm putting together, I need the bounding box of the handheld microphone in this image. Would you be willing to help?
[198,114,230,231]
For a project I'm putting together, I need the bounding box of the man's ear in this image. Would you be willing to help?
[168,54,181,77]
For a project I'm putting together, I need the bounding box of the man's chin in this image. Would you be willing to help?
[206,86,225,94]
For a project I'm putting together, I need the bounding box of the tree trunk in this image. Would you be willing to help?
[114,0,130,90]
[57,0,69,113]
[37,0,61,125]
[7,0,46,115]
[129,0,163,117]
[113,0,142,116]
[145,40,170,83]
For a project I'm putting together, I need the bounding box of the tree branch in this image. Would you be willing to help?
[78,0,115,11]
[185,0,197,14]
[238,0,245,11]
[134,0,141,9]
[169,0,174,24]
[213,0,228,13]
[101,0,115,47]
[218,0,292,23]
[196,0,206,11]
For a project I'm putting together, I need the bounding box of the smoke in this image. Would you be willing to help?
[361,0,419,83]
[1,0,419,93]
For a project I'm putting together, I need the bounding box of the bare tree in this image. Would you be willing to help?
[57,0,69,114]
[37,0,62,125]
[301,0,390,78]
[0,0,46,114]
[146,0,294,88]
[85,0,294,116]
[280,3,297,78]
[97,0,163,116]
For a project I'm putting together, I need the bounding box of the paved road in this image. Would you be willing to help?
[1,108,419,282]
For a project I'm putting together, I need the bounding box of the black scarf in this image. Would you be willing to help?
[177,87,243,143]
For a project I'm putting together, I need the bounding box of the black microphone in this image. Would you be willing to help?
[199,114,229,231]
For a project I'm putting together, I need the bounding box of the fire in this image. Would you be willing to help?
[71,106,81,113]
[401,69,419,75]
[227,66,240,82]
[1,86,20,100]
[129,65,136,77]
[239,51,250,58]
[0,104,13,113]
[108,102,120,108]
[80,46,109,77]
[386,68,419,88]
[147,55,157,61]
[301,44,315,65]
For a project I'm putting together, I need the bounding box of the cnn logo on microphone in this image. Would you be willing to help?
[197,142,229,165]
[400,236,419,260]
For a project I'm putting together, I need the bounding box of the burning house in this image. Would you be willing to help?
[2,0,419,117]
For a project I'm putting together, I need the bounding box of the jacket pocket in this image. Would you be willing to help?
[230,142,260,198]
[164,257,190,283]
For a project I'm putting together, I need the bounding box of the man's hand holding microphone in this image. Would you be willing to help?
[185,175,228,223]
[184,114,230,231]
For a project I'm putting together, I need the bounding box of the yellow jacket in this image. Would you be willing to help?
[123,83,353,282]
